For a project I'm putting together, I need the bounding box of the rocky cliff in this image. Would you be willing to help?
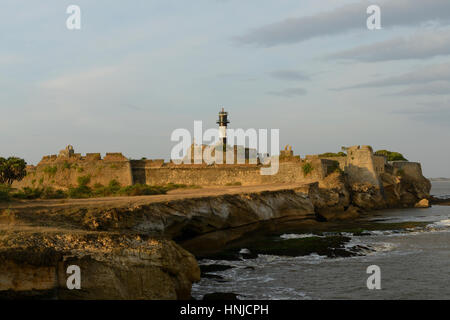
[0,165,431,299]
[0,228,199,299]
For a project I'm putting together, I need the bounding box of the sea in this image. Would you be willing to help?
[192,181,450,300]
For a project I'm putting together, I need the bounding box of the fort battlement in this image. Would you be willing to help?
[13,144,425,192]
[13,146,133,190]
[39,147,128,164]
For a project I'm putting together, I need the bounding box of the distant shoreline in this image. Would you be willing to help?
[430,178,450,182]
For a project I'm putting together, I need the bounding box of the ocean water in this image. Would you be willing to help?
[192,182,450,300]
[431,180,450,199]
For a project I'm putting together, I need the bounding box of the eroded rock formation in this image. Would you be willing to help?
[0,230,199,299]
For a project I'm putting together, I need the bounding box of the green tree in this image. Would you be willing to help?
[319,152,346,157]
[0,157,27,185]
[374,150,408,161]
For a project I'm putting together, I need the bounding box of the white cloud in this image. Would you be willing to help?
[39,66,118,89]
[340,62,450,89]
[235,0,450,46]
[269,70,310,81]
[267,87,307,97]
[328,29,450,61]
[390,81,450,96]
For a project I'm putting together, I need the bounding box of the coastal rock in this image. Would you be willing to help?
[340,205,360,220]
[348,183,386,211]
[1,189,316,242]
[309,172,351,220]
[0,230,200,299]
[415,199,430,208]
[381,169,431,208]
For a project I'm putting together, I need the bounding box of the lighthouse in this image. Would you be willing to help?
[217,107,229,145]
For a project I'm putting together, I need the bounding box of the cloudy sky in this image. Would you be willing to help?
[1,0,449,177]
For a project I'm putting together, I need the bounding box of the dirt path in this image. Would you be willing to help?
[0,183,308,211]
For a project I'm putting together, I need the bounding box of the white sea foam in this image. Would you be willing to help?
[279,233,319,239]
[433,219,450,227]
[426,219,450,231]
[344,236,396,256]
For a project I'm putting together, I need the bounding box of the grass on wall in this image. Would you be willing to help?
[302,162,314,176]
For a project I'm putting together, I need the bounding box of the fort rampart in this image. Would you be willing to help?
[12,145,424,191]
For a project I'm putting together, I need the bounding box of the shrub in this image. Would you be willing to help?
[375,150,408,161]
[93,183,104,189]
[118,184,167,196]
[164,182,187,191]
[41,187,66,199]
[92,183,111,197]
[0,184,11,202]
[43,166,57,176]
[12,186,67,200]
[108,179,121,193]
[77,175,91,187]
[68,175,93,198]
[68,185,92,198]
[302,162,314,176]
[13,187,43,200]
[164,183,201,191]
[63,161,71,169]
[319,152,346,157]
[225,182,242,186]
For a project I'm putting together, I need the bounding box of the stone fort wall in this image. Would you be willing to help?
[13,147,336,189]
[389,161,425,180]
[13,151,133,190]
[136,159,329,186]
[13,145,418,190]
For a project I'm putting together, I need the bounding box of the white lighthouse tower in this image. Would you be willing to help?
[217,107,229,146]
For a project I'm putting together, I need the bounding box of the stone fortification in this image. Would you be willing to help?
[13,146,132,190]
[13,145,427,197]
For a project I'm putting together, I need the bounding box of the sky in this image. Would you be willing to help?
[1,0,449,177]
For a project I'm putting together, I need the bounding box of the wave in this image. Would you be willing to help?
[426,219,450,230]
[279,233,320,239]
[344,237,396,256]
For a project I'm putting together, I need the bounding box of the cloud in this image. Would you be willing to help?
[328,29,450,61]
[39,66,119,90]
[235,0,450,46]
[267,87,307,97]
[338,62,450,89]
[389,81,450,96]
[269,70,310,81]
[392,99,450,125]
